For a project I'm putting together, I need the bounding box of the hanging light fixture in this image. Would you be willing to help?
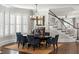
[30,4,43,20]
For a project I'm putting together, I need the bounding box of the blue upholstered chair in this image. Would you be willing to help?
[16,32,22,48]
[27,35,34,45]
[34,36,40,48]
[21,34,28,48]
[54,35,59,48]
[27,35,40,50]
[46,35,59,50]
[16,33,28,48]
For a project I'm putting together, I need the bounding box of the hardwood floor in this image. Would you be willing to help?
[0,48,30,54]
[1,42,79,54]
[50,42,79,54]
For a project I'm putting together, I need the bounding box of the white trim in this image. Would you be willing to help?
[0,39,16,47]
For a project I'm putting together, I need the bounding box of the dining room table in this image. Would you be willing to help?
[23,33,51,48]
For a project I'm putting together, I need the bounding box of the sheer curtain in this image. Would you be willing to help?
[10,13,16,35]
[0,12,4,37]
[22,15,28,34]
[0,6,32,39]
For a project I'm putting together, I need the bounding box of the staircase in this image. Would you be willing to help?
[48,10,77,42]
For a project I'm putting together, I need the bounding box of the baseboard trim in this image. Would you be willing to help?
[0,39,16,47]
[58,42,77,44]
[75,40,79,42]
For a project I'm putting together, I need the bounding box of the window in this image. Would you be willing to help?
[0,10,29,38]
[16,15,21,32]
[22,15,28,33]
[10,14,15,34]
[0,12,4,37]
[5,12,9,35]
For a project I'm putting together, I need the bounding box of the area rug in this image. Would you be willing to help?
[4,43,62,54]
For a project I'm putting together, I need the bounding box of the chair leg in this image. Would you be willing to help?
[28,44,31,48]
[56,42,58,48]
[46,42,48,48]
[18,43,20,48]
[38,43,40,48]
[33,45,35,50]
[22,43,25,49]
[53,44,55,51]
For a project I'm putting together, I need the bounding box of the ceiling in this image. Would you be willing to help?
[2,4,79,16]
[2,4,79,10]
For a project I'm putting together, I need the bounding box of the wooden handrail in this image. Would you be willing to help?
[48,10,67,28]
[49,10,77,29]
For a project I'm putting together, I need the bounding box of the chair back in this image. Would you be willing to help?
[34,36,40,44]
[21,34,28,43]
[45,32,50,36]
[27,35,40,45]
[16,32,22,42]
[55,35,59,42]
[27,35,34,44]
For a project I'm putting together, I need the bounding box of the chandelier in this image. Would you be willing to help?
[30,4,43,20]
